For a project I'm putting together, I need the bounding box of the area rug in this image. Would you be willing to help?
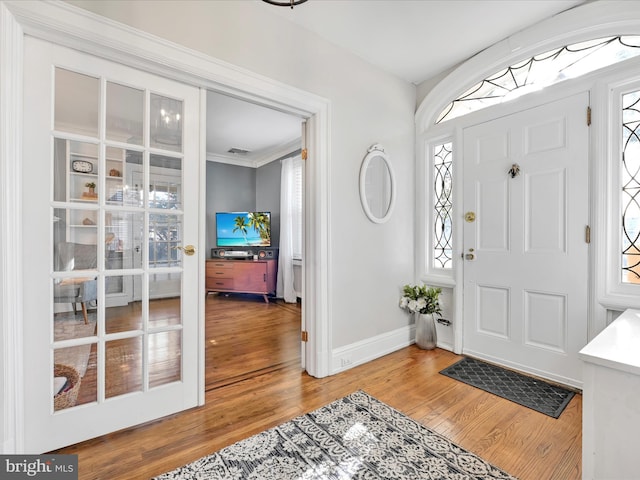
[153,390,517,479]
[440,357,575,419]
[53,313,96,377]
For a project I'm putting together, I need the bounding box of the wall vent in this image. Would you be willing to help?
[228,147,250,155]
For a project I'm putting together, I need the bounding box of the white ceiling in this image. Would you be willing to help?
[209,0,587,166]
[256,0,587,85]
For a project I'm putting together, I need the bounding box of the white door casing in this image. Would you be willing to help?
[462,92,590,387]
[22,37,200,452]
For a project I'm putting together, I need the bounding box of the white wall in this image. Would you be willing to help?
[65,0,416,350]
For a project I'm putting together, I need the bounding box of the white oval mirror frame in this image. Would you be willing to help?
[359,144,396,224]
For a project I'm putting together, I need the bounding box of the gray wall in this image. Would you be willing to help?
[206,160,281,256]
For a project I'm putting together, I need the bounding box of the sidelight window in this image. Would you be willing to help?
[622,89,640,284]
[432,142,453,270]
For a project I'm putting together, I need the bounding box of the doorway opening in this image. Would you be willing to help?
[204,90,304,389]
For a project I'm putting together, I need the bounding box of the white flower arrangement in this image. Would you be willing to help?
[399,284,442,315]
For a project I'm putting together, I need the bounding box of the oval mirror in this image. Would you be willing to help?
[359,144,395,223]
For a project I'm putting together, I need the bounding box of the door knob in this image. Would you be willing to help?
[173,244,196,256]
[464,248,475,261]
[465,211,476,223]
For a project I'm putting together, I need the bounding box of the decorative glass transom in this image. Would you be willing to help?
[437,36,640,124]
[622,89,640,284]
[433,142,453,269]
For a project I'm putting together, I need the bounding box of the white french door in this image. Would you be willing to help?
[462,92,589,387]
[22,37,201,452]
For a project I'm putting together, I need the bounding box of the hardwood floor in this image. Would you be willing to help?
[205,293,301,389]
[54,298,582,480]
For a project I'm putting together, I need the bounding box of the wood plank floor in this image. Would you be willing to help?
[53,296,582,480]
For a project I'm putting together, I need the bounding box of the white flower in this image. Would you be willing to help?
[399,297,409,308]
[407,300,418,312]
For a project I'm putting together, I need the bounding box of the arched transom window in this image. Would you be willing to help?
[437,36,640,124]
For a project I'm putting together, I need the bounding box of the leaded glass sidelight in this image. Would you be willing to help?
[622,90,640,284]
[438,36,640,124]
[433,142,453,269]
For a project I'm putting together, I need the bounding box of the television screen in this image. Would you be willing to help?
[216,212,271,247]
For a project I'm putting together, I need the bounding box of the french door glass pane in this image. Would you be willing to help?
[54,350,96,411]
[106,82,144,145]
[150,94,183,153]
[105,211,144,270]
[106,276,143,335]
[149,288,181,328]
[149,330,181,388]
[54,68,99,137]
[105,337,143,398]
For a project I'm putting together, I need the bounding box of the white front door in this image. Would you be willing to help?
[22,37,201,452]
[462,92,589,387]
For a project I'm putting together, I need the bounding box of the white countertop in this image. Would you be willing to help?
[579,308,640,376]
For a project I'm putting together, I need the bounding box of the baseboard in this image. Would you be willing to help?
[332,325,413,374]
[332,325,456,374]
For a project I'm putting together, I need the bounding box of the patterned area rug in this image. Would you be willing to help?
[440,357,575,418]
[154,391,517,480]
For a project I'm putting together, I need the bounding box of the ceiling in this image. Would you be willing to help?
[255,0,587,85]
[209,0,588,166]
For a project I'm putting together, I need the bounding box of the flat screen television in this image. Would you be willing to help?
[216,211,271,247]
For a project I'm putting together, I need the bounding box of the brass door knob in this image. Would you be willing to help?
[173,245,196,256]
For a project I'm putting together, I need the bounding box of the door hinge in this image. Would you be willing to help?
[301,331,309,342]
[587,106,592,126]
[585,225,591,244]
[301,148,308,160]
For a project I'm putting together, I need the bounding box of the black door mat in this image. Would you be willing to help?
[440,357,575,418]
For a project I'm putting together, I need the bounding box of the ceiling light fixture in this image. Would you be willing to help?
[262,0,308,9]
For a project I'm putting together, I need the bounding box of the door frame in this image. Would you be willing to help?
[0,0,331,453]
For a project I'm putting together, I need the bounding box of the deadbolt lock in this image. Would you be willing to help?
[465,211,476,223]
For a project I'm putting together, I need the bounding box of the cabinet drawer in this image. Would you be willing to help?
[206,261,233,275]
[206,278,234,290]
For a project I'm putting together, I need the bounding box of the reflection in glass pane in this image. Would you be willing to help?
[149,154,182,210]
[105,211,144,270]
[106,82,144,145]
[106,337,143,399]
[149,214,182,268]
[52,279,97,341]
[150,94,183,153]
[149,330,181,388]
[53,207,99,264]
[106,291,142,335]
[54,346,96,410]
[55,68,99,137]
[149,293,181,328]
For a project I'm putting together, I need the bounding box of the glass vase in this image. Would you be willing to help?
[415,313,437,350]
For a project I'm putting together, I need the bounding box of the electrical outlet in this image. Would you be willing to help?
[341,357,353,367]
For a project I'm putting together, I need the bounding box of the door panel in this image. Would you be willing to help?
[22,37,200,452]
[463,92,589,386]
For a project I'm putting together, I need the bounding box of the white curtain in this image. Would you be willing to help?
[277,156,299,303]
